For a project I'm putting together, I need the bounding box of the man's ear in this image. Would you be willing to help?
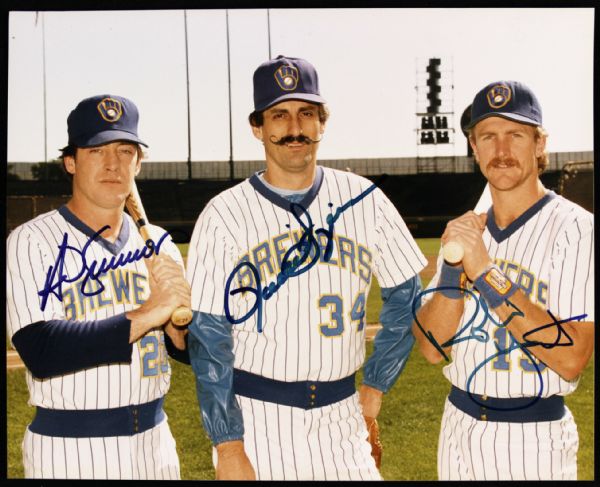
[251,125,263,142]
[468,135,479,163]
[134,154,142,176]
[535,132,547,158]
[64,155,76,175]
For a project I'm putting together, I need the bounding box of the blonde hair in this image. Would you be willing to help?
[534,126,549,173]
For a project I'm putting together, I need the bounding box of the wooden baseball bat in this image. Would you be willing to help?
[125,182,193,327]
[442,241,464,264]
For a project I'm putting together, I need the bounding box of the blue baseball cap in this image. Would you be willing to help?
[66,94,148,148]
[253,55,327,112]
[466,81,542,129]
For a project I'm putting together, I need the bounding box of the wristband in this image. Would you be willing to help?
[438,262,467,299]
[474,264,518,309]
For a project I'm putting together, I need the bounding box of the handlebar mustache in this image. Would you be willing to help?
[269,134,322,145]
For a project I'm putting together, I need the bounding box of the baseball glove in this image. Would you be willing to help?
[364,416,382,469]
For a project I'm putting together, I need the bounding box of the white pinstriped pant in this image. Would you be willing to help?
[213,393,382,480]
[438,398,578,480]
[22,416,180,479]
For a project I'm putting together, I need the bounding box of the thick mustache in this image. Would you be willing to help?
[269,134,322,146]
[489,157,519,166]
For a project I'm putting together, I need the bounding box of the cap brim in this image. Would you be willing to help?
[256,93,327,112]
[74,130,148,148]
[466,112,540,130]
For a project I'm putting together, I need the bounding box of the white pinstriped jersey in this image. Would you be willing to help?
[438,397,579,480]
[427,192,594,398]
[187,166,427,382]
[6,207,182,410]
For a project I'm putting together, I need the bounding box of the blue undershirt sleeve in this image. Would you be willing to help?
[11,313,133,379]
[187,311,244,445]
[362,275,422,393]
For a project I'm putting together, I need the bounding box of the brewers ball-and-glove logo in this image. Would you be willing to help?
[97,98,123,123]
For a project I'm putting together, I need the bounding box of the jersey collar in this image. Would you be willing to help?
[486,191,556,243]
[58,205,131,255]
[249,165,324,212]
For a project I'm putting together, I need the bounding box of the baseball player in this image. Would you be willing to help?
[412,80,594,480]
[6,95,191,479]
[185,55,427,480]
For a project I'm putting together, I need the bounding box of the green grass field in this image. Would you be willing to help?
[6,239,594,479]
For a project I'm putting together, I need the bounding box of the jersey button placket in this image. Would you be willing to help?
[133,407,139,432]
[309,384,317,408]
[480,394,487,421]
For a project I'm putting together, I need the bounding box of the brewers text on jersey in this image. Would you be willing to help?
[38,224,170,311]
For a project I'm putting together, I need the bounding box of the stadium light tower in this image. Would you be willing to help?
[415,56,456,168]
[426,58,442,114]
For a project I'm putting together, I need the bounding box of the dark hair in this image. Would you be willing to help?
[59,145,77,179]
[249,103,330,127]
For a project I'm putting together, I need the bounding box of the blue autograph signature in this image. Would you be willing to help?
[412,287,587,410]
[39,226,170,311]
[224,183,377,332]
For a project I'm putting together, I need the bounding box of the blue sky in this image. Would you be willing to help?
[7,8,594,162]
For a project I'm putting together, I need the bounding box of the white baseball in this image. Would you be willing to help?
[443,241,464,264]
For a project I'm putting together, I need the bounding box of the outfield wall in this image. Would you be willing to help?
[8,167,590,241]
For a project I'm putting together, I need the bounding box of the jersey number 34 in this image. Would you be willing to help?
[318,292,366,337]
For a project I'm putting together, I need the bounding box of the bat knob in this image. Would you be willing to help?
[171,307,193,327]
[443,241,464,264]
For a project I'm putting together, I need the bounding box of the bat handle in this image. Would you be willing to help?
[171,306,193,327]
[442,241,464,265]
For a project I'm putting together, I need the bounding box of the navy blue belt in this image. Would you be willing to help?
[233,369,356,410]
[29,397,165,437]
[449,386,565,423]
